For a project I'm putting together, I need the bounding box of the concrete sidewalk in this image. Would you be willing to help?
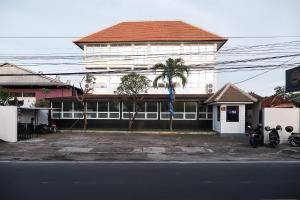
[0,131,299,161]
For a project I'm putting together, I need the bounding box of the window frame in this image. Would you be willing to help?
[160,102,197,120]
[122,102,158,120]
[198,105,213,120]
[226,105,239,122]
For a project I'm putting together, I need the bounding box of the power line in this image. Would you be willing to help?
[234,56,300,85]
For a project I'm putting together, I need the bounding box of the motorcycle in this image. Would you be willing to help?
[265,125,282,148]
[285,126,300,147]
[247,124,264,148]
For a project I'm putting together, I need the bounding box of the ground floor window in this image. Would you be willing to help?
[122,102,158,120]
[51,101,120,119]
[226,106,239,122]
[198,105,212,120]
[160,101,197,120]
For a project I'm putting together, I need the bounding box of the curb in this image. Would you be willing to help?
[59,129,217,135]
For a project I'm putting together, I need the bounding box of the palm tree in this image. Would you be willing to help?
[152,58,189,131]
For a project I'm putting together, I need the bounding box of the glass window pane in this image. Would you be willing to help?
[185,102,197,112]
[135,113,145,119]
[98,113,108,118]
[87,113,97,118]
[98,102,108,112]
[123,102,133,112]
[135,102,145,112]
[186,113,196,119]
[161,102,169,112]
[174,102,184,112]
[226,106,239,122]
[109,102,119,112]
[109,113,119,119]
[63,113,72,118]
[198,105,206,112]
[52,112,61,118]
[63,102,72,112]
[123,113,132,119]
[161,113,170,119]
[147,113,157,119]
[147,102,157,112]
[217,106,220,121]
[87,102,97,112]
[52,102,62,110]
[174,113,184,119]
[74,102,83,112]
[199,113,207,119]
[74,113,83,118]
[207,105,212,112]
[207,113,213,119]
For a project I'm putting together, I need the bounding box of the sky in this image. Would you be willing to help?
[0,0,300,96]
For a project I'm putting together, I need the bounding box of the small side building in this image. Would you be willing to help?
[205,83,257,134]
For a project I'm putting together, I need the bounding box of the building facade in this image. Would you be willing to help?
[48,21,256,132]
[74,21,227,95]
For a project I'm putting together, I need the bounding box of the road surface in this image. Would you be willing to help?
[0,161,299,200]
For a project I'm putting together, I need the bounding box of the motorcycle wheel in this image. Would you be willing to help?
[289,139,299,147]
[250,138,257,148]
[270,141,277,148]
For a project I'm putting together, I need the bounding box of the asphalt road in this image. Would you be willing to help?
[0,161,300,200]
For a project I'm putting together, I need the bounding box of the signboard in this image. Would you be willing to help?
[286,66,300,92]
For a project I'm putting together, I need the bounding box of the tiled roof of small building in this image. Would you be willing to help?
[205,83,257,103]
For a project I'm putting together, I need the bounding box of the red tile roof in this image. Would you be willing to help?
[205,83,258,103]
[74,21,227,49]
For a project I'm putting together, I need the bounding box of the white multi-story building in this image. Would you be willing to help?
[74,21,227,94]
[50,21,258,133]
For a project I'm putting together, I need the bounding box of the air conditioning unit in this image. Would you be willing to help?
[206,83,213,93]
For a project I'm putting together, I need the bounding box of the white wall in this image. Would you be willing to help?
[84,42,218,94]
[212,104,246,134]
[263,108,300,144]
[0,106,17,142]
[212,105,221,132]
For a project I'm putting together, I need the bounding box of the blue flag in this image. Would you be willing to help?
[169,79,174,117]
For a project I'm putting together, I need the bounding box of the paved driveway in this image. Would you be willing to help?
[0,132,299,161]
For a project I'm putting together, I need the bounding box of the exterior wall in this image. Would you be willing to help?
[7,87,74,107]
[84,42,217,94]
[221,104,245,133]
[50,100,213,130]
[263,108,300,144]
[0,106,17,142]
[53,119,212,130]
[212,105,221,132]
[212,104,246,134]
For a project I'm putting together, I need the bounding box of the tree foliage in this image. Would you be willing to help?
[274,85,300,100]
[152,58,189,131]
[0,87,11,106]
[75,74,96,130]
[115,72,151,130]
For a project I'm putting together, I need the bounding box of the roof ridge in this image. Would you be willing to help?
[230,83,258,102]
[0,63,67,85]
[215,83,231,101]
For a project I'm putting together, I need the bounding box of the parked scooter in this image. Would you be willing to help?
[247,124,264,148]
[264,125,282,148]
[285,126,300,147]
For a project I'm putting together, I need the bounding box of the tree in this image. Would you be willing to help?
[0,87,10,106]
[274,85,300,100]
[152,58,189,131]
[75,74,96,130]
[115,72,151,130]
